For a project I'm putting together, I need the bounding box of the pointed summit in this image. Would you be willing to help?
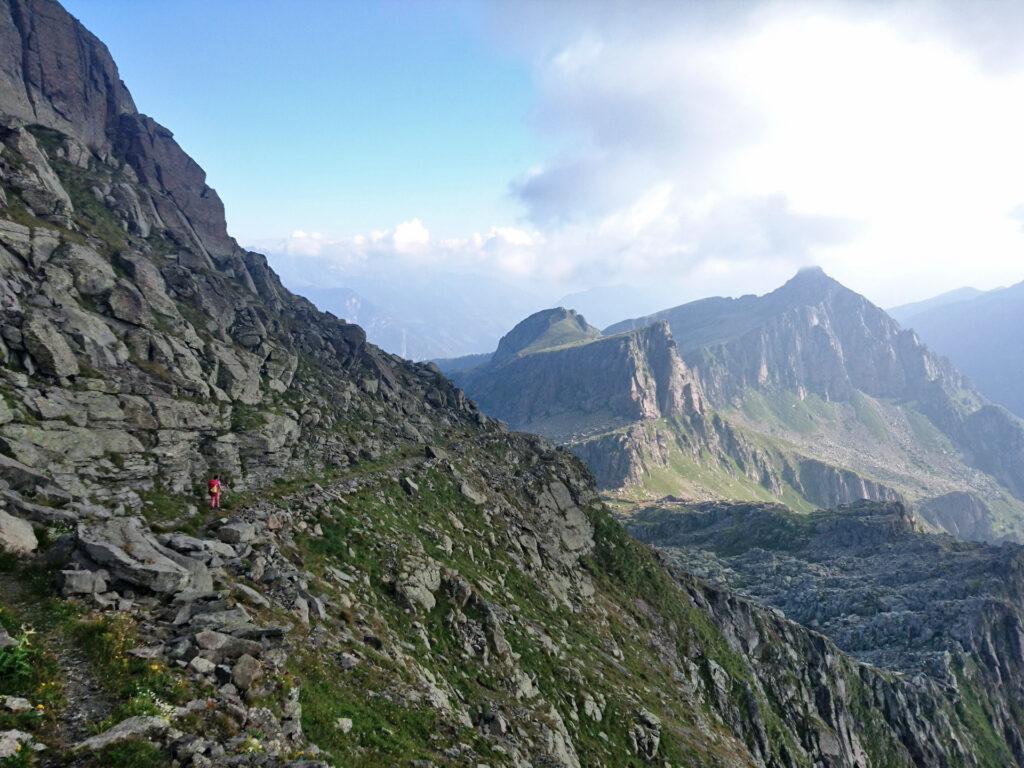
[772,266,846,304]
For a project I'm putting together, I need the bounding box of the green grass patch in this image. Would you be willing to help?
[73,614,192,708]
[292,654,445,767]
[83,740,170,768]
[850,390,891,442]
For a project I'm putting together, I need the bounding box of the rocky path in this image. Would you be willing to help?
[0,570,114,764]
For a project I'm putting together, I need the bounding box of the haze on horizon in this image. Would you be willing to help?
[64,0,1024,318]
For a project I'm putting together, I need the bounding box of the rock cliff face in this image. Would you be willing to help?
[1,2,1022,766]
[454,305,904,511]
[608,267,1024,536]
[917,491,999,542]
[0,0,481,507]
[608,268,964,406]
[628,500,1024,764]
[452,317,702,438]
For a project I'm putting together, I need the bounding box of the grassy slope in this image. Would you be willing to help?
[7,434,1004,767]
[727,389,1024,537]
[518,316,603,357]
[587,384,1024,540]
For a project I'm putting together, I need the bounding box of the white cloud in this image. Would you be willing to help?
[492,0,1024,305]
[393,218,431,252]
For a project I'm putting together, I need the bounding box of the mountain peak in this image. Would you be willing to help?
[770,266,849,305]
[492,307,601,364]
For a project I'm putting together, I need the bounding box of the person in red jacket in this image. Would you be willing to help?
[208,475,222,509]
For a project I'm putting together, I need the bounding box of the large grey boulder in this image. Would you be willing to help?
[22,314,79,378]
[217,521,255,545]
[76,517,212,594]
[396,556,441,612]
[0,510,36,554]
[0,454,48,491]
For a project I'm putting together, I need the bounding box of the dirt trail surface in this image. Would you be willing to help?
[0,570,113,765]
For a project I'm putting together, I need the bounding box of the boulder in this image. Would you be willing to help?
[232,653,263,690]
[72,716,169,753]
[459,482,486,506]
[0,454,48,491]
[22,314,79,378]
[629,709,661,761]
[76,517,212,594]
[217,521,255,545]
[396,556,441,612]
[107,282,149,326]
[0,510,36,554]
[0,729,34,759]
[59,569,108,595]
[1,696,31,714]
[53,243,116,296]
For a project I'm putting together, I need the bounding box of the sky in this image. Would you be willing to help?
[64,0,1024,312]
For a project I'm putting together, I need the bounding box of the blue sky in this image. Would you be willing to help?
[60,1,1024,310]
[63,0,542,240]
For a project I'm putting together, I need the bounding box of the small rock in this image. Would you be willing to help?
[401,477,419,495]
[233,583,270,607]
[334,717,353,734]
[425,444,448,461]
[195,629,230,651]
[293,597,310,626]
[1,696,31,714]
[188,656,216,675]
[338,653,360,670]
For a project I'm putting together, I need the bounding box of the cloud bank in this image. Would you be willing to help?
[260,0,1024,314]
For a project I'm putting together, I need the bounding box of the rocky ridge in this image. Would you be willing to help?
[0,1,1021,766]
[627,499,1024,764]
[607,268,1024,536]
[449,317,702,441]
[449,306,904,512]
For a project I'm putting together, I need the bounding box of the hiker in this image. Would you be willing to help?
[208,475,222,509]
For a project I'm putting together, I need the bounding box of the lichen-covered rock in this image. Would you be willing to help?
[72,716,169,753]
[396,556,441,612]
[76,517,212,594]
[0,509,36,554]
[21,314,79,378]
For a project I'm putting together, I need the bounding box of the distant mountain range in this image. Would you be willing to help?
[264,258,548,361]
[892,281,1024,419]
[887,286,986,324]
[441,268,1024,542]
